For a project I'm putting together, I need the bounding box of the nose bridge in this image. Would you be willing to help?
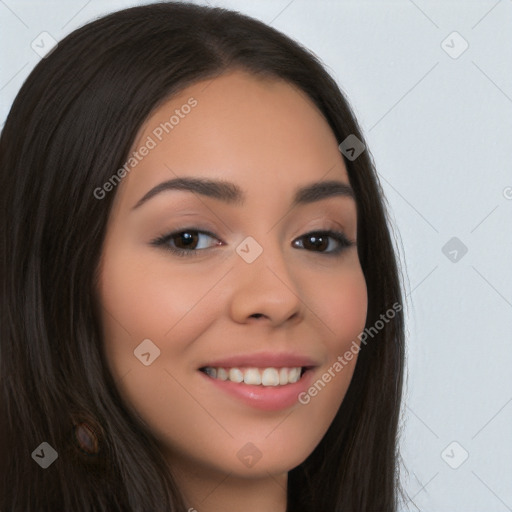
[230,230,302,322]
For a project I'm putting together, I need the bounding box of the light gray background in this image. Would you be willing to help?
[1,1,511,510]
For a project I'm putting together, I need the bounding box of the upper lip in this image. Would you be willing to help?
[198,351,319,369]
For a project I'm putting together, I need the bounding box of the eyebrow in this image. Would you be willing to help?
[131,176,355,210]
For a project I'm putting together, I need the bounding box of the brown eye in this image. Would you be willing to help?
[301,233,329,252]
[292,230,354,256]
[151,228,222,258]
[171,231,201,250]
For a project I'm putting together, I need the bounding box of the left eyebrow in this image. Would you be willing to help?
[131,176,355,211]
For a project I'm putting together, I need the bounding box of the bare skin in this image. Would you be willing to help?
[97,69,368,512]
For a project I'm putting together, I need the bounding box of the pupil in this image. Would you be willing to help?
[178,232,197,249]
[308,235,327,251]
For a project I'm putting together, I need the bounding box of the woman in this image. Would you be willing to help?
[0,2,406,511]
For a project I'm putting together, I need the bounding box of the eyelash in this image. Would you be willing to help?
[150,227,355,258]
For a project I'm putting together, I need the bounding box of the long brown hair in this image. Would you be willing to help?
[0,3,406,510]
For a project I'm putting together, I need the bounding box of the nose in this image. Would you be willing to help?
[228,238,303,327]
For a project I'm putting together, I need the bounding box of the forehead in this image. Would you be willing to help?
[115,69,349,211]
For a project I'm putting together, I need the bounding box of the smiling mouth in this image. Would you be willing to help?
[199,366,311,386]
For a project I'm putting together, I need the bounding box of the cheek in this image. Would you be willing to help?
[98,244,222,364]
[311,258,368,345]
[96,245,227,443]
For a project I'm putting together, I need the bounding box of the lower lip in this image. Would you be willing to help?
[198,368,316,411]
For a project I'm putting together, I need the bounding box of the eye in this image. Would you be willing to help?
[150,228,355,258]
[150,228,222,257]
[292,230,354,256]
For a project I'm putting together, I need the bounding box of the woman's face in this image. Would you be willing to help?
[97,69,367,483]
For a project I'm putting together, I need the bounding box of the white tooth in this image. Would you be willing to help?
[216,367,228,381]
[243,368,262,385]
[261,368,280,386]
[229,368,244,383]
[288,367,301,383]
[210,366,302,385]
